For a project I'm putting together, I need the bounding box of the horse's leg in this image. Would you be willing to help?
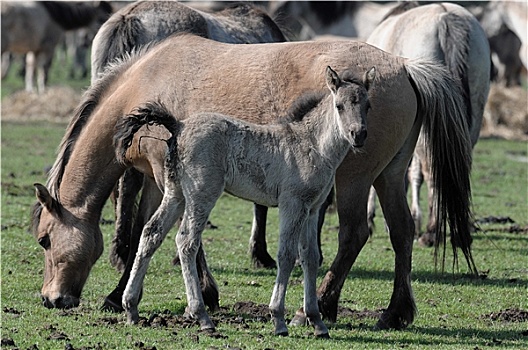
[316,173,371,323]
[103,176,162,312]
[366,187,377,236]
[24,52,35,93]
[110,169,144,272]
[123,190,184,324]
[409,154,424,239]
[270,199,306,336]
[299,211,329,338]
[315,187,334,266]
[35,51,50,94]
[249,204,277,268]
[415,143,437,248]
[373,162,417,330]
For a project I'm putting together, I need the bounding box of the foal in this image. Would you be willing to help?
[114,66,374,337]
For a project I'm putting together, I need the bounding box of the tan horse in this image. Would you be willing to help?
[32,35,476,331]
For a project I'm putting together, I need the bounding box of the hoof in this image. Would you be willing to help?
[102,297,124,313]
[252,253,277,269]
[418,232,435,247]
[316,332,330,339]
[275,330,289,337]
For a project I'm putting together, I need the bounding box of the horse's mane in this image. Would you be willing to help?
[46,53,143,202]
[40,1,112,30]
[379,1,419,23]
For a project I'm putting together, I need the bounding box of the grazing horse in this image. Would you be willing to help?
[114,66,374,337]
[367,2,491,246]
[31,35,476,330]
[1,1,112,93]
[89,0,287,272]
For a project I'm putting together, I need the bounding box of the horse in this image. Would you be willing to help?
[366,2,491,247]
[0,1,112,93]
[89,0,288,273]
[268,1,400,41]
[31,34,476,331]
[113,66,374,337]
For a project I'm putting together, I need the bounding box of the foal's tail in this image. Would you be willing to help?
[404,59,477,275]
[114,101,180,165]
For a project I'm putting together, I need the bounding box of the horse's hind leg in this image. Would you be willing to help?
[249,204,277,268]
[373,156,417,330]
[316,175,371,323]
[299,211,329,338]
[24,52,35,92]
[409,154,424,239]
[123,190,184,324]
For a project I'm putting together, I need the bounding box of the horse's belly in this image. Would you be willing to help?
[224,179,279,208]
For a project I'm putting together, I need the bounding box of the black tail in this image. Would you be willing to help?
[114,101,180,165]
[438,11,473,132]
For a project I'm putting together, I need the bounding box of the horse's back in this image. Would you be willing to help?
[101,36,417,181]
[368,2,490,142]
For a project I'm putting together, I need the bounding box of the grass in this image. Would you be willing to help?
[1,53,527,349]
[1,119,527,349]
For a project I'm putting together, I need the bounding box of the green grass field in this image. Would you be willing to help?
[1,51,527,349]
[1,118,527,349]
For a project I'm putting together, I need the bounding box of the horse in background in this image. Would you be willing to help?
[114,66,373,337]
[32,35,475,331]
[1,1,112,93]
[367,2,490,247]
[267,1,400,41]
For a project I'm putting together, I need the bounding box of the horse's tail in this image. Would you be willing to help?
[438,11,473,133]
[90,4,147,82]
[114,101,180,166]
[404,58,477,275]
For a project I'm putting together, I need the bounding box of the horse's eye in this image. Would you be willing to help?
[38,235,51,250]
[336,104,344,112]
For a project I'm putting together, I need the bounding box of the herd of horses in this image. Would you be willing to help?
[21,0,520,338]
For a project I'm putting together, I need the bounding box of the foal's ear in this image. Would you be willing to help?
[34,183,61,216]
[325,66,341,94]
[363,67,376,91]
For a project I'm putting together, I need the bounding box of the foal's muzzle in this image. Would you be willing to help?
[352,129,368,148]
[41,294,80,309]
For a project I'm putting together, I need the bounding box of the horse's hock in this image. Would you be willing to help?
[1,86,80,122]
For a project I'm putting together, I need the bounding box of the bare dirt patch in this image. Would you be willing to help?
[482,308,528,323]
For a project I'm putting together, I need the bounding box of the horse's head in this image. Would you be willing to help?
[325,66,375,148]
[32,184,104,309]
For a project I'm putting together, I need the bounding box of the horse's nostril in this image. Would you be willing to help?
[42,296,54,309]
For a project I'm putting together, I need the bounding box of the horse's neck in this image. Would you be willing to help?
[302,101,349,167]
[57,131,123,221]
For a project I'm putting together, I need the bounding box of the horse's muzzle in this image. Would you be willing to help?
[41,295,80,309]
[352,129,367,148]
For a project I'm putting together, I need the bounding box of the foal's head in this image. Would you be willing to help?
[325,66,375,148]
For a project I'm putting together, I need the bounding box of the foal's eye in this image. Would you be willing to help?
[38,235,51,250]
[336,104,344,112]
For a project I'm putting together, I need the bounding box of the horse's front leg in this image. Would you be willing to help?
[299,211,329,338]
[249,204,277,268]
[123,191,184,323]
[269,199,306,336]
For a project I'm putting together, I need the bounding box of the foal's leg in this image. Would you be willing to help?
[269,199,306,336]
[299,211,329,338]
[249,204,277,268]
[123,190,184,324]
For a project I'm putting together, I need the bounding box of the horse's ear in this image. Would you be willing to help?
[325,66,341,94]
[363,67,376,91]
[34,183,60,216]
